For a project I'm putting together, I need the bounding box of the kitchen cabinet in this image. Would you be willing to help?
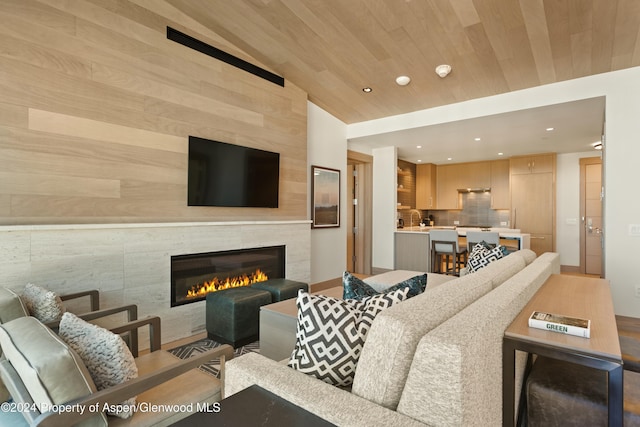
[436,161,491,209]
[416,163,436,209]
[510,154,556,256]
[490,159,510,209]
[459,161,490,189]
[436,164,461,209]
[397,166,412,209]
[510,154,554,174]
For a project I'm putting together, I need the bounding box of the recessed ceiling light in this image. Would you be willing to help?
[546,127,554,131]
[362,87,372,93]
[474,137,481,141]
[395,75,411,86]
[417,159,422,162]
[416,145,422,149]
[593,142,603,150]
[447,157,453,161]
[498,152,504,156]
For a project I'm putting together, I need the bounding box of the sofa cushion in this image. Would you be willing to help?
[226,352,426,427]
[288,288,409,387]
[0,287,28,324]
[396,255,556,426]
[342,271,426,300]
[58,312,138,419]
[351,267,497,410]
[21,283,65,323]
[484,249,530,289]
[0,316,107,426]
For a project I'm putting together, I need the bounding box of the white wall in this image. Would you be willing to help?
[307,102,348,283]
[372,146,398,270]
[556,151,602,267]
[347,66,640,317]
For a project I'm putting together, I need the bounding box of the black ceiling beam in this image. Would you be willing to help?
[167,27,285,87]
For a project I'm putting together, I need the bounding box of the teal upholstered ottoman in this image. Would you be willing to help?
[252,279,308,302]
[206,287,272,348]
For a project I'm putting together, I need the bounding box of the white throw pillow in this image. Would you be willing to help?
[288,288,409,387]
[58,312,138,419]
[466,242,507,273]
[21,283,65,323]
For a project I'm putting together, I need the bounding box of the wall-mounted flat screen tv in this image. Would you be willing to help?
[188,136,280,208]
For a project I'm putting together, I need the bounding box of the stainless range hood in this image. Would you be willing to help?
[457,188,491,193]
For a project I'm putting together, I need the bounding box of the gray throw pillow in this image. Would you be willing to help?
[58,312,138,419]
[21,283,65,323]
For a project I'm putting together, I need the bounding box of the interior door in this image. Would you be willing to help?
[580,157,603,276]
[347,151,372,275]
[346,164,355,271]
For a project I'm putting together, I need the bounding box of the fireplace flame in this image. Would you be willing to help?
[186,269,269,298]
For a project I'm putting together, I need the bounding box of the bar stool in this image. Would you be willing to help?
[466,231,500,252]
[430,229,467,276]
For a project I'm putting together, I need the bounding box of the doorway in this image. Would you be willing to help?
[580,157,603,276]
[347,150,372,274]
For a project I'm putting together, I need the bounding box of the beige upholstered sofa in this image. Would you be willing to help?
[226,249,561,426]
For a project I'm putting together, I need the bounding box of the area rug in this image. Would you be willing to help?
[168,339,260,378]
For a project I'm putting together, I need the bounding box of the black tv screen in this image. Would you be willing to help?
[187,136,280,208]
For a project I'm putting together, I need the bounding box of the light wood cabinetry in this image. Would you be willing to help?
[416,163,436,209]
[397,163,414,210]
[436,161,491,209]
[436,164,461,209]
[459,161,491,189]
[490,159,510,209]
[510,154,556,256]
[510,154,554,174]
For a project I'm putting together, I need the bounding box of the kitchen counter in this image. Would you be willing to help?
[396,226,528,240]
[394,227,531,271]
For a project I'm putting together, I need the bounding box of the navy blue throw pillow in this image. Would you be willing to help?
[342,271,427,300]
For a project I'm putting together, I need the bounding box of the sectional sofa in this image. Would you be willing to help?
[225,249,561,426]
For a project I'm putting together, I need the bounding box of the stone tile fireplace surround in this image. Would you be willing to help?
[0,221,310,349]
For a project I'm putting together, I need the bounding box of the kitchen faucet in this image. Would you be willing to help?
[409,209,422,227]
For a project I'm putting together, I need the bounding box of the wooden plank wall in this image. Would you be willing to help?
[0,0,308,225]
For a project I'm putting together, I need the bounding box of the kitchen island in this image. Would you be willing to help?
[394,227,530,272]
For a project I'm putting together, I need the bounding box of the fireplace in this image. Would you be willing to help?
[171,245,285,307]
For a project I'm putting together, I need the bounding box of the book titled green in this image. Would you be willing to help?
[528,311,591,338]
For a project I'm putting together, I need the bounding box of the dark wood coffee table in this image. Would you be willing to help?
[170,384,336,426]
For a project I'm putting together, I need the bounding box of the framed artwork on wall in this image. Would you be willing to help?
[311,165,340,228]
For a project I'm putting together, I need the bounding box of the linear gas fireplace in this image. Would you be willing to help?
[171,245,285,307]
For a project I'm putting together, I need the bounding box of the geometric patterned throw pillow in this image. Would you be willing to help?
[21,283,66,323]
[467,243,506,273]
[58,312,138,419]
[342,271,426,300]
[288,288,409,387]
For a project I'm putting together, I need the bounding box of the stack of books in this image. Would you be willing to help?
[528,311,591,338]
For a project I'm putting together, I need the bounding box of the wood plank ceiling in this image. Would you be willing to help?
[166,0,640,124]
